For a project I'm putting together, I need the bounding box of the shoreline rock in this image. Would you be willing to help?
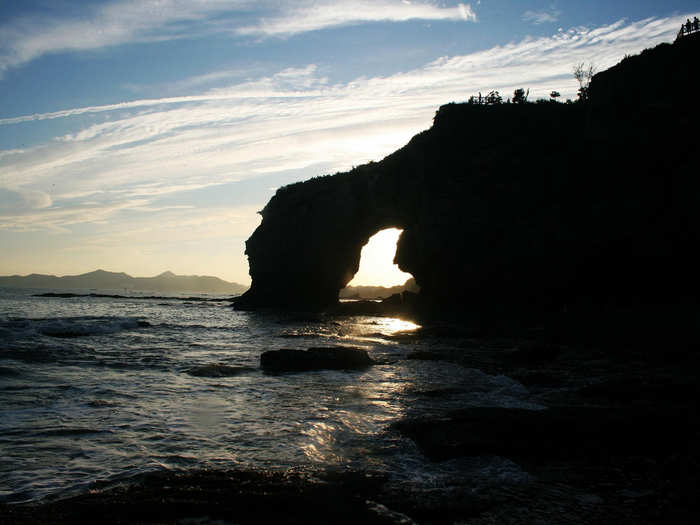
[392,405,696,462]
[260,346,374,372]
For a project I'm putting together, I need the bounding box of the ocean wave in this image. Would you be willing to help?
[185,363,255,378]
[32,427,109,437]
[0,346,66,364]
[86,399,119,408]
[153,322,235,332]
[0,316,150,340]
[34,292,232,303]
[0,365,21,377]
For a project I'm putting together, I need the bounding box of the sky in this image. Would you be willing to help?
[0,1,697,285]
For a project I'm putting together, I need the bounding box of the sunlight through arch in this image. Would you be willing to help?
[347,228,412,287]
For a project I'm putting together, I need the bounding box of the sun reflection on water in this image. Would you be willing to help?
[375,317,421,334]
[297,362,416,464]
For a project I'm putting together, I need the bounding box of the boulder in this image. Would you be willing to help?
[260,347,374,372]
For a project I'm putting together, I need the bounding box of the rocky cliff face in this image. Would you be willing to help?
[237,35,700,312]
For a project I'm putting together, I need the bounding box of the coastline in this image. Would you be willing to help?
[3,307,698,524]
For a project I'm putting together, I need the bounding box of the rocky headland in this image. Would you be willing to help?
[236,34,700,316]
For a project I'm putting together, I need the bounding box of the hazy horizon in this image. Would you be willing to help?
[0,260,415,289]
[0,268,242,281]
[1,1,697,285]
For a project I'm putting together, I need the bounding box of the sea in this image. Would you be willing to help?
[0,287,544,504]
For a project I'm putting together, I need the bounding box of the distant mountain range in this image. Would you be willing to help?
[0,270,249,295]
[339,278,420,300]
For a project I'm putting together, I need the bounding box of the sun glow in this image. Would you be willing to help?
[347,228,413,287]
[376,317,421,334]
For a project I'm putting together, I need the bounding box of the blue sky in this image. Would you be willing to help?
[1,1,697,284]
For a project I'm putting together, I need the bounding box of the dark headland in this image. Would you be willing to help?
[237,33,700,318]
[4,35,700,524]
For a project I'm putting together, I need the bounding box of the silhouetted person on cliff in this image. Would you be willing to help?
[694,17,699,32]
[686,19,693,34]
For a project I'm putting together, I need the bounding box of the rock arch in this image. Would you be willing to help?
[237,166,418,310]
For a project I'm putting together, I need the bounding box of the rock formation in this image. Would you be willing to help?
[237,35,700,312]
[260,347,374,372]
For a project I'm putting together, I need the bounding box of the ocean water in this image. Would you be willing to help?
[0,287,542,504]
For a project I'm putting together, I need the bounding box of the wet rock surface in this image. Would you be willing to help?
[260,346,374,372]
[390,316,700,524]
[0,470,405,525]
[392,405,694,462]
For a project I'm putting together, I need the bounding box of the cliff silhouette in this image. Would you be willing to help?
[237,34,700,313]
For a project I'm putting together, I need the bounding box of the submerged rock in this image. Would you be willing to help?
[0,469,407,525]
[406,350,445,361]
[260,347,374,372]
[185,364,254,377]
[506,342,562,364]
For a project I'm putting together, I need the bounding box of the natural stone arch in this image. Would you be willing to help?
[237,167,416,310]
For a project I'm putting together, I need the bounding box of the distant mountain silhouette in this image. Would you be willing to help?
[0,269,248,295]
[339,278,420,300]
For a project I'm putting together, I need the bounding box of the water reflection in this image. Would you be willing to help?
[1,290,539,503]
[297,364,411,465]
[372,317,420,335]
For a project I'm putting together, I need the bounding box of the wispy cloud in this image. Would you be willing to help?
[523,9,561,25]
[0,15,686,236]
[236,1,476,36]
[0,1,476,75]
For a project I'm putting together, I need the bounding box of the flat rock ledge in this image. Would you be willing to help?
[392,406,696,462]
[0,469,411,525]
[261,347,374,372]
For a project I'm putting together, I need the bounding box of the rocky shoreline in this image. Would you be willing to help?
[3,307,699,524]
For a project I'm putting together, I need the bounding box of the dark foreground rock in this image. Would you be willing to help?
[387,329,700,524]
[392,406,697,462]
[0,469,409,525]
[260,346,374,372]
[389,402,700,523]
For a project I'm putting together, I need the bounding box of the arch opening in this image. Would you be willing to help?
[339,228,417,300]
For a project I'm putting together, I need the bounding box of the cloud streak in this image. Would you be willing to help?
[0,0,476,74]
[237,1,476,36]
[522,9,561,25]
[0,15,687,237]
[0,0,251,74]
